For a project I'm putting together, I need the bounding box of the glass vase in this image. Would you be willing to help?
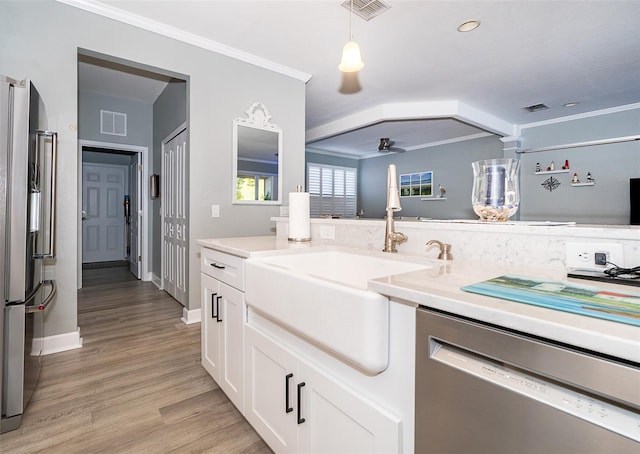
[471,158,520,221]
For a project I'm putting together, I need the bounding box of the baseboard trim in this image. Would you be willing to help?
[181,307,201,325]
[40,328,83,355]
[151,273,162,289]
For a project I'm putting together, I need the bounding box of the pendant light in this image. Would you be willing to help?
[338,0,364,72]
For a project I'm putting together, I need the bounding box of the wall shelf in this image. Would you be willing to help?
[571,182,595,187]
[420,197,447,201]
[534,169,570,175]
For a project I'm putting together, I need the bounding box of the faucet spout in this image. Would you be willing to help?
[383,208,407,253]
[426,239,453,260]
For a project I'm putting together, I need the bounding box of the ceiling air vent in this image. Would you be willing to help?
[523,103,549,113]
[100,110,127,136]
[341,0,390,21]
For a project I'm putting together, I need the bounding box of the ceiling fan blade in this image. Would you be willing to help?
[378,137,404,152]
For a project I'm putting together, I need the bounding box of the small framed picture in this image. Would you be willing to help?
[400,171,432,197]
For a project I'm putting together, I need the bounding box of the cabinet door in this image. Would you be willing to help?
[244,324,298,453]
[201,273,221,379]
[219,281,245,413]
[298,361,402,454]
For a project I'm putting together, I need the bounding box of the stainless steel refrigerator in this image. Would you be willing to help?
[1,75,57,434]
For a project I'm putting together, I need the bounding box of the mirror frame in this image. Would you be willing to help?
[232,102,283,205]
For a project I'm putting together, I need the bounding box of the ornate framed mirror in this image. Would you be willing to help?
[232,102,282,205]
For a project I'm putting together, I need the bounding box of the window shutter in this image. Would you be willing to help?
[307,163,357,217]
[308,165,322,217]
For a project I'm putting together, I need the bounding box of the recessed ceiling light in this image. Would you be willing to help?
[457,20,480,32]
[564,101,580,107]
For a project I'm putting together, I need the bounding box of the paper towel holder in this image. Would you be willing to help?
[288,185,312,243]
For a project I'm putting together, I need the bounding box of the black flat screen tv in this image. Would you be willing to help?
[631,178,640,225]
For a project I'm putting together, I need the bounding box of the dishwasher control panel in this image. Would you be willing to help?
[431,340,640,442]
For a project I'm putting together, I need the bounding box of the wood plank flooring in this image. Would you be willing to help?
[0,266,271,453]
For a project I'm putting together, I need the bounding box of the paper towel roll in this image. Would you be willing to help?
[288,191,311,242]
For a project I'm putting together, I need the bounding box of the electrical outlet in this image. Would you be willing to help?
[565,242,624,270]
[211,205,220,218]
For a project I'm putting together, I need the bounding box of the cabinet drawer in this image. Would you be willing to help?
[201,247,245,290]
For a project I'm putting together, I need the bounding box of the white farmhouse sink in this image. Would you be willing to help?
[244,249,429,374]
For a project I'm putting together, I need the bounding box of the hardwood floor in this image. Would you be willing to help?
[0,266,271,453]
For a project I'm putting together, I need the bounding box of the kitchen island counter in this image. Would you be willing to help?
[369,258,639,364]
[198,236,639,363]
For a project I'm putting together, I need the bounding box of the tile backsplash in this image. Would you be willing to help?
[273,218,640,271]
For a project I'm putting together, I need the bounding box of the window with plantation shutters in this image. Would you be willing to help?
[307,163,358,217]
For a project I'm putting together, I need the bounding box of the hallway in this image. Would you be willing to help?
[0,266,270,453]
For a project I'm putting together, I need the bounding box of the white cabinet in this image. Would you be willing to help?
[245,323,401,453]
[200,247,245,413]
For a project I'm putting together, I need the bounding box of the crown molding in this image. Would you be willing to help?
[305,147,364,160]
[57,0,312,83]
[519,102,640,130]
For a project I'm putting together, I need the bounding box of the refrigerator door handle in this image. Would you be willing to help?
[33,130,57,259]
[25,280,56,313]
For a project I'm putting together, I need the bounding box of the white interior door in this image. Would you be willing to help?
[161,127,187,305]
[128,155,141,278]
[82,163,127,263]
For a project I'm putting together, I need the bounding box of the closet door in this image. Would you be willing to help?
[162,127,187,304]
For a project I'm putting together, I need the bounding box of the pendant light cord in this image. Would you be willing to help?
[349,0,354,40]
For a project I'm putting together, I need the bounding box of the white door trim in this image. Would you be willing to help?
[77,139,150,288]
[164,122,187,146]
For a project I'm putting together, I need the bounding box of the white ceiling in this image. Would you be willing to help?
[78,55,172,103]
[77,0,640,158]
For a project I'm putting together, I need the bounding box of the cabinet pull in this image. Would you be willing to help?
[215,295,223,323]
[211,262,226,269]
[285,373,293,413]
[297,382,306,424]
[211,293,217,319]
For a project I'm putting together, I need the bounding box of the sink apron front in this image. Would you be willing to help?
[245,259,390,374]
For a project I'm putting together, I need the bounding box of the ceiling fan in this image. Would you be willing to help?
[378,138,405,153]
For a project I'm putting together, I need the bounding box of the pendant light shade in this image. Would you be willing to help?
[339,0,364,73]
[339,41,364,72]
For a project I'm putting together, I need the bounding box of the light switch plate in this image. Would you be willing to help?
[211,205,220,218]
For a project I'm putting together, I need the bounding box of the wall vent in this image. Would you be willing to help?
[100,110,127,136]
[523,103,549,113]
[341,0,390,21]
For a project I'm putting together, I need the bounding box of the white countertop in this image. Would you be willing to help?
[368,261,640,364]
[198,236,640,364]
[196,236,316,258]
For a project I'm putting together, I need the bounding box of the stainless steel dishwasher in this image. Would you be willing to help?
[415,308,640,453]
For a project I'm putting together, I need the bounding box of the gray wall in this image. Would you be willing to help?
[78,91,153,147]
[519,108,640,224]
[82,150,133,166]
[1,1,305,337]
[355,136,504,219]
[152,80,187,278]
[305,151,361,170]
[238,160,278,174]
